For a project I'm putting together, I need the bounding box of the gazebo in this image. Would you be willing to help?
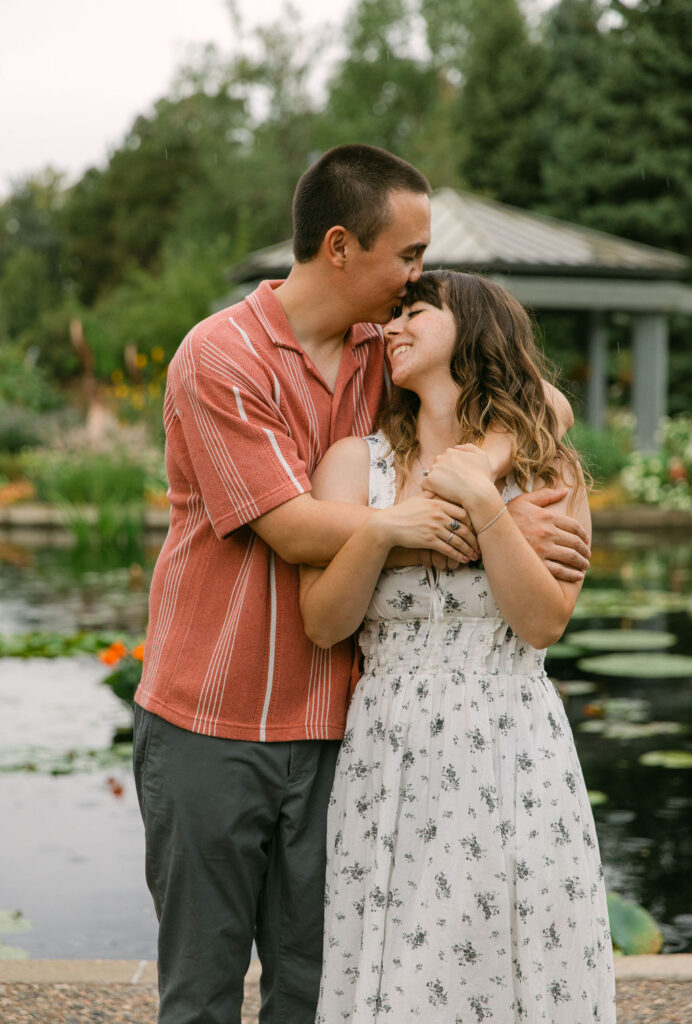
[229,188,692,450]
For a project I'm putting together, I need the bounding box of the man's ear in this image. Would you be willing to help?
[323,225,351,268]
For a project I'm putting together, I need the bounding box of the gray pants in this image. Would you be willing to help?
[133,705,340,1024]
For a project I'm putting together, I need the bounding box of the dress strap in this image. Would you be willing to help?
[363,432,396,510]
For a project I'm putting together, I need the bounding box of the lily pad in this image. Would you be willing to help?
[588,790,609,806]
[0,943,30,960]
[577,653,692,679]
[545,642,585,660]
[566,630,677,652]
[573,589,691,620]
[580,721,686,740]
[0,910,32,935]
[0,744,134,775]
[606,892,663,955]
[638,750,692,769]
[557,680,598,696]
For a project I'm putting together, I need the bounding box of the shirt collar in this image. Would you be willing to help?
[249,280,383,352]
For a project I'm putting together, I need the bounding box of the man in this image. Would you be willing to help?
[134,144,589,1024]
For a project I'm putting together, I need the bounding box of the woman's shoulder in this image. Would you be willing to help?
[310,436,371,503]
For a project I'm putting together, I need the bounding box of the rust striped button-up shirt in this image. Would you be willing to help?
[136,280,386,741]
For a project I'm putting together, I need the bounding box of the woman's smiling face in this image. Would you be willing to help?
[384,301,458,391]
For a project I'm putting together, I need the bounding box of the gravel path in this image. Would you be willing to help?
[0,977,690,1023]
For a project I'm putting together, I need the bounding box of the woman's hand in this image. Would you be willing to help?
[376,491,479,562]
[422,443,497,514]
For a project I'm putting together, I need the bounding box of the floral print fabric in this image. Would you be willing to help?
[316,432,616,1023]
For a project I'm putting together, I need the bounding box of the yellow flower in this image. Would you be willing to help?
[135,352,148,368]
[130,391,145,409]
[148,382,162,397]
[115,384,129,399]
[111,369,124,384]
[151,346,165,363]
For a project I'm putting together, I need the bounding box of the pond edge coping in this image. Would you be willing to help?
[0,956,691,985]
[1,502,692,536]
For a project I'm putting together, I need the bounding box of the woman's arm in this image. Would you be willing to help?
[300,439,469,648]
[425,444,590,649]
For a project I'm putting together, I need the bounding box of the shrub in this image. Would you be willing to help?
[568,416,632,486]
[620,415,692,510]
[0,342,62,411]
[0,403,43,454]
[20,448,155,504]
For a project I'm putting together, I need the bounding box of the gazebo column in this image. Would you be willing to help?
[586,312,607,429]
[632,313,668,451]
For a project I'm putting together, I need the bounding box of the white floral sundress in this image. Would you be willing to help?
[316,432,616,1024]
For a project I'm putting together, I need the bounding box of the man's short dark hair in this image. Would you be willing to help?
[292,144,431,263]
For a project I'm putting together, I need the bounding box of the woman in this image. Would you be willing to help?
[300,271,616,1023]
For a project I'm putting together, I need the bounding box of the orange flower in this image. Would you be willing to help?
[131,643,145,661]
[99,641,127,666]
[668,458,688,483]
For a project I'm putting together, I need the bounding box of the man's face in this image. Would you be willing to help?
[345,190,431,325]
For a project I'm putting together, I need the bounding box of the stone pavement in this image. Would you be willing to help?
[0,957,691,1023]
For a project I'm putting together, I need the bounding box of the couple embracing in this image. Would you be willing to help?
[134,144,616,1023]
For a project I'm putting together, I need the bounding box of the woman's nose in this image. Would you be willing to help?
[384,317,403,339]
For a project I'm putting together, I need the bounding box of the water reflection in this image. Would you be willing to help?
[0,533,690,955]
[548,532,692,953]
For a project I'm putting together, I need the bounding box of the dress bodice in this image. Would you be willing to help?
[359,432,545,677]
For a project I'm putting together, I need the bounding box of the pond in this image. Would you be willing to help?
[0,531,690,958]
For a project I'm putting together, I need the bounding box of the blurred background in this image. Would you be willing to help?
[0,0,690,963]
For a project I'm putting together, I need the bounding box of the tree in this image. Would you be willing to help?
[316,0,447,179]
[61,88,248,304]
[436,0,548,207]
[542,0,692,257]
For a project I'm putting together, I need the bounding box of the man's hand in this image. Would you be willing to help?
[508,488,590,582]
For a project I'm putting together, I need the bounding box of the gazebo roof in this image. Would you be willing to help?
[230,186,689,287]
[426,188,688,279]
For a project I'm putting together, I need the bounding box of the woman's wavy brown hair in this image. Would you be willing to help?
[377,270,584,494]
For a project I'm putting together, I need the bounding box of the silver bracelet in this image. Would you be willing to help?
[476,504,507,536]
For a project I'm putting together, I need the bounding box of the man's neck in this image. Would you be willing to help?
[274,268,355,354]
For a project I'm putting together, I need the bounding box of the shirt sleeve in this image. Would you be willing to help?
[172,364,311,538]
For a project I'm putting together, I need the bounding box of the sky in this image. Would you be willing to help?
[0,0,355,196]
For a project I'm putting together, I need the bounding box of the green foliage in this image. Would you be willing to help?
[315,0,441,163]
[447,0,548,208]
[0,630,124,658]
[542,0,692,257]
[20,448,153,504]
[0,342,61,410]
[568,418,632,485]
[61,89,247,304]
[0,343,63,452]
[0,403,42,454]
[0,247,60,337]
[17,445,164,555]
[620,415,692,509]
[102,655,143,708]
[83,237,231,375]
[1,0,690,423]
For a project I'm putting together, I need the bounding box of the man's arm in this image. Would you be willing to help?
[251,438,476,566]
[251,492,372,565]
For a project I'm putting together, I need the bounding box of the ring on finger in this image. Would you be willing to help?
[447,531,456,546]
[449,519,461,532]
